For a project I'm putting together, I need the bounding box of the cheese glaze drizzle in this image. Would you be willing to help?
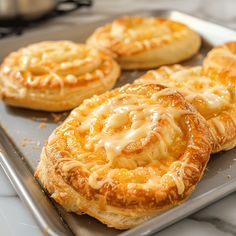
[55,88,191,191]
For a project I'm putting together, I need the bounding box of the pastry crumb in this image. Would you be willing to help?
[21,138,41,149]
[51,113,62,122]
[227,175,231,179]
[38,122,46,129]
[51,112,68,123]
[21,138,31,147]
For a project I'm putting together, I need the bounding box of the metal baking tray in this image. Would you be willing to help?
[0,10,236,236]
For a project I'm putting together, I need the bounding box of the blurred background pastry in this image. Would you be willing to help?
[87,16,201,70]
[203,41,236,90]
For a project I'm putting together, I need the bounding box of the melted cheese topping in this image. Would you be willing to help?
[58,88,189,190]
[136,66,231,117]
[163,160,199,194]
[78,93,182,162]
[1,41,113,90]
[204,42,236,77]
[90,16,189,56]
[111,17,171,43]
[20,42,100,74]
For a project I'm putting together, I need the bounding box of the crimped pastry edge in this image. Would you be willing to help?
[36,147,199,230]
[35,148,158,229]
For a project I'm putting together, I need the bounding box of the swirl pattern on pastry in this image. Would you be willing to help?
[0,41,120,111]
[86,16,201,69]
[135,65,236,152]
[203,41,236,88]
[35,83,212,229]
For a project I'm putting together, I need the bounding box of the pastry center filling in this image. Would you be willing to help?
[3,42,104,87]
[111,19,171,42]
[139,67,231,118]
[66,90,187,189]
[80,93,181,162]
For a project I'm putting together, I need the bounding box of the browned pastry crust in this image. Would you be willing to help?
[87,16,201,70]
[0,41,120,111]
[203,41,236,89]
[35,83,212,229]
[135,65,236,152]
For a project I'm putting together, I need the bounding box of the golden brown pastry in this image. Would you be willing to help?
[35,83,212,229]
[203,41,236,89]
[86,16,201,70]
[0,41,120,111]
[135,65,236,152]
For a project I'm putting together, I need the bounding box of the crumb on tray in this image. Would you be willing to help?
[21,138,41,149]
[51,112,68,123]
[38,122,46,129]
[51,113,63,123]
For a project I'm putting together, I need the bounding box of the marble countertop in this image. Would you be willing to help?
[0,0,236,235]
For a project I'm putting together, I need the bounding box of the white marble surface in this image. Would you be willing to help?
[0,0,236,235]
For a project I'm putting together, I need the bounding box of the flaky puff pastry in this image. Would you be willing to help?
[86,16,201,70]
[135,65,236,152]
[203,41,236,89]
[35,83,212,229]
[0,41,120,111]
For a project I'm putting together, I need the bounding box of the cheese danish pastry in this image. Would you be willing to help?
[0,41,120,111]
[86,16,201,70]
[203,41,236,89]
[35,83,212,229]
[135,65,236,152]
